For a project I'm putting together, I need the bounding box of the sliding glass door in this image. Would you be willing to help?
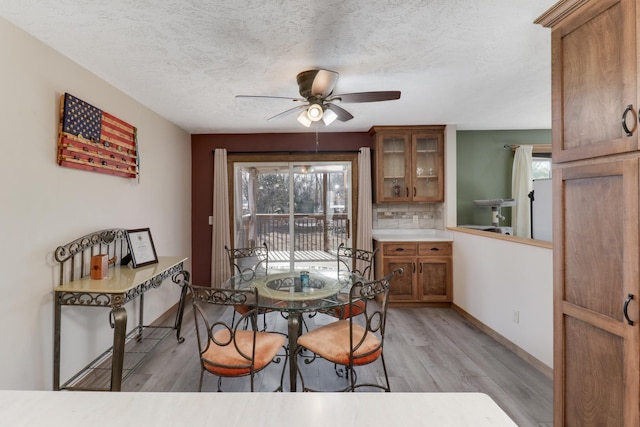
[233,160,352,270]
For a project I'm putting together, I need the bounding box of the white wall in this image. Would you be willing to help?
[0,18,192,390]
[452,231,553,368]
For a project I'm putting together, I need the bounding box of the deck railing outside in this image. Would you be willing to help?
[242,213,348,253]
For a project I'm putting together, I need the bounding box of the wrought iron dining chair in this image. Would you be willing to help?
[319,243,379,377]
[295,268,401,392]
[225,242,270,329]
[225,242,269,279]
[337,243,377,280]
[308,243,378,323]
[330,243,379,319]
[189,284,287,392]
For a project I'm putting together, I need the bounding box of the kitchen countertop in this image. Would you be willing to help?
[372,229,453,242]
[0,391,516,426]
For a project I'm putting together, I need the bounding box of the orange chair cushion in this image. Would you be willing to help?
[202,329,285,377]
[330,300,366,319]
[297,320,381,366]
[234,305,251,315]
[234,305,271,315]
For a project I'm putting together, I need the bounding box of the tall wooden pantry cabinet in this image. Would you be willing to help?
[536,0,640,425]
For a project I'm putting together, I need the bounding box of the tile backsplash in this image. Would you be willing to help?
[373,203,444,230]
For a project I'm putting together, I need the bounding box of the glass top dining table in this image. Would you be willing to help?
[225,268,364,391]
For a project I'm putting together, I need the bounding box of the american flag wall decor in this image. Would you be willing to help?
[57,93,139,179]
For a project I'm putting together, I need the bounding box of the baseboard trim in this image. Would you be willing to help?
[451,303,553,380]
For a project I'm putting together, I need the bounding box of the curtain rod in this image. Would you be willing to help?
[503,144,552,153]
[212,150,360,155]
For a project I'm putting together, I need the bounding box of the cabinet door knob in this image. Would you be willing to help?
[430,247,439,251]
[622,104,634,137]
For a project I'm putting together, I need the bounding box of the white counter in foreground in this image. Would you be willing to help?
[372,228,453,242]
[1,391,516,426]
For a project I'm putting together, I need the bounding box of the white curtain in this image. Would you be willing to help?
[211,148,231,286]
[356,147,374,274]
[512,145,533,238]
[247,168,257,245]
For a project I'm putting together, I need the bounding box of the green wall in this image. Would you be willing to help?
[456,129,552,226]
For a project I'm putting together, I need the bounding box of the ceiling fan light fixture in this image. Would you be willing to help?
[322,108,338,126]
[238,69,400,127]
[297,110,312,127]
[307,103,323,122]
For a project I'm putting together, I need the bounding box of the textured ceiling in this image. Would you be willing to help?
[0,0,556,134]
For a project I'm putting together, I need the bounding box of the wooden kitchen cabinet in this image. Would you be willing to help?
[554,158,638,426]
[537,1,640,425]
[417,242,452,303]
[540,0,639,164]
[374,240,452,306]
[370,126,445,203]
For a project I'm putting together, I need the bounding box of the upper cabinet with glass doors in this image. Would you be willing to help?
[371,126,445,203]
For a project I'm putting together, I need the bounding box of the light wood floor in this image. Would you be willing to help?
[85,303,553,426]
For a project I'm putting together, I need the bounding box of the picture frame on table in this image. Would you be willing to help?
[125,228,158,268]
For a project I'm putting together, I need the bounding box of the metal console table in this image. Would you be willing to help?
[53,229,189,391]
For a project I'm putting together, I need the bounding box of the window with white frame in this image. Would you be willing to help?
[532,156,552,180]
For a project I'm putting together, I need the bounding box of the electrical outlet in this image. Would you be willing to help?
[512,310,520,324]
[412,215,419,224]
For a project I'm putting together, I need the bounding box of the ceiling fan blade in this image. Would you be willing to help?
[236,95,305,102]
[267,104,307,121]
[296,69,339,99]
[326,103,354,122]
[328,91,401,103]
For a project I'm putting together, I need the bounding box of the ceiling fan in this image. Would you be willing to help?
[236,69,401,127]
